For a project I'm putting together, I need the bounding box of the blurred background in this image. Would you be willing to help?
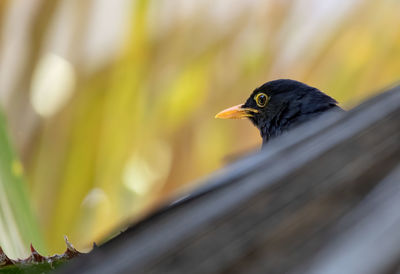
[0,0,399,258]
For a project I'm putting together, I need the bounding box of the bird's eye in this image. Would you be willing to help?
[255,93,269,107]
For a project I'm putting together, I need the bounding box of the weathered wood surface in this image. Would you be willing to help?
[304,165,400,274]
[58,86,400,274]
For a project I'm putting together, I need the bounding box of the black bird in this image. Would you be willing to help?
[216,79,343,145]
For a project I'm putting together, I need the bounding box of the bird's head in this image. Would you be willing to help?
[216,79,340,144]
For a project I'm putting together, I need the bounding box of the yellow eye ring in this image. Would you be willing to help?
[254,93,269,107]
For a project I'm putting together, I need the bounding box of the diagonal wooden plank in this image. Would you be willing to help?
[303,165,400,274]
[58,86,400,274]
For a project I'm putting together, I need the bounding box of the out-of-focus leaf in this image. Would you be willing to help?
[0,110,45,258]
[160,60,210,130]
[0,261,65,274]
[0,236,81,273]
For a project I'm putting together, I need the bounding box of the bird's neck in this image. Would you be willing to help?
[260,122,283,146]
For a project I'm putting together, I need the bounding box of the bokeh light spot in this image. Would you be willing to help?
[30,53,76,117]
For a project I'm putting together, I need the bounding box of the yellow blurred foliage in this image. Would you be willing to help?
[0,0,399,255]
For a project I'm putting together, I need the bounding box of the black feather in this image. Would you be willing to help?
[242,79,343,145]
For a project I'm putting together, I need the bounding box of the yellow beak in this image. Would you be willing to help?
[215,104,258,119]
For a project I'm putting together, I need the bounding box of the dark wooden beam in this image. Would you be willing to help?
[304,165,400,274]
[58,86,400,274]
